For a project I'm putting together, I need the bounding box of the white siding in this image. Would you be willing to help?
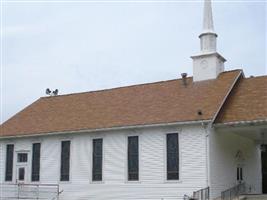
[41,136,61,183]
[0,125,208,200]
[0,141,4,183]
[209,128,262,199]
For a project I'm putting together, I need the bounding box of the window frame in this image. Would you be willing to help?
[165,132,181,182]
[17,153,28,163]
[237,166,243,182]
[18,167,25,181]
[125,132,141,184]
[60,140,71,182]
[5,144,14,182]
[127,135,139,182]
[91,138,103,183]
[31,143,41,182]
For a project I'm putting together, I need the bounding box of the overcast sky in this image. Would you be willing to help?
[1,0,266,123]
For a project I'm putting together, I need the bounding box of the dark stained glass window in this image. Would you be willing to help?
[237,167,243,182]
[5,144,14,181]
[32,143,41,182]
[19,168,25,181]
[60,141,70,181]
[92,139,103,181]
[167,133,179,180]
[17,153,28,163]
[128,136,139,181]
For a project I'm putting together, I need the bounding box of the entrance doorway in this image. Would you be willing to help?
[16,152,29,183]
[261,145,267,193]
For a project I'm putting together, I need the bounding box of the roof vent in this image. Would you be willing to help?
[197,110,203,116]
[181,73,188,86]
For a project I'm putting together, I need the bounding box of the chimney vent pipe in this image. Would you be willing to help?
[181,73,188,86]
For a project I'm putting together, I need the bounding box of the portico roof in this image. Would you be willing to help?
[215,75,267,124]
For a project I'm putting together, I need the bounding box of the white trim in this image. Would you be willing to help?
[204,124,211,188]
[16,165,28,183]
[0,120,211,140]
[16,152,29,164]
[30,137,43,143]
[15,151,30,184]
[214,119,267,127]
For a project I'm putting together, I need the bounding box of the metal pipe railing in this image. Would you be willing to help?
[0,183,61,200]
[221,182,246,200]
[193,187,210,200]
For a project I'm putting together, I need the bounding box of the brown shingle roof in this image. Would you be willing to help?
[0,70,241,137]
[215,75,267,124]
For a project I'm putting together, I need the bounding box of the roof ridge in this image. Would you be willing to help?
[42,69,242,99]
[41,77,191,99]
[221,69,242,73]
[244,74,267,80]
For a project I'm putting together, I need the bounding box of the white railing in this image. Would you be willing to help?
[0,183,61,200]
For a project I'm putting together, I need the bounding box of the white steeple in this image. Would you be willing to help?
[191,0,226,82]
[203,0,214,32]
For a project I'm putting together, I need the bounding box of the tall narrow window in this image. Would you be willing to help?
[166,133,179,180]
[32,143,41,182]
[237,167,243,182]
[5,144,14,181]
[60,141,70,181]
[128,136,139,181]
[92,139,103,181]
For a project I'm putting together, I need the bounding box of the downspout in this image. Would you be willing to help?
[203,121,212,188]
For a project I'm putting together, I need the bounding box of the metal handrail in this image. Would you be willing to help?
[0,183,61,200]
[193,187,210,200]
[221,182,246,200]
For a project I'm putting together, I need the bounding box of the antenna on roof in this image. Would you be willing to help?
[46,88,51,96]
[52,89,59,96]
[45,88,59,96]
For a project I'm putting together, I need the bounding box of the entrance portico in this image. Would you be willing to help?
[213,121,267,199]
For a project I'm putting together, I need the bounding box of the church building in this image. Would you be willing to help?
[0,0,266,200]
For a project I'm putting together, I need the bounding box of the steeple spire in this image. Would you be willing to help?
[191,0,226,82]
[199,0,217,53]
[203,0,214,32]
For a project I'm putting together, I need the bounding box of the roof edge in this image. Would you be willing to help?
[214,119,267,128]
[211,70,244,125]
[0,120,211,140]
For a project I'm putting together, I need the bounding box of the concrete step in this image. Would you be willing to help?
[213,194,267,200]
[239,194,267,200]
